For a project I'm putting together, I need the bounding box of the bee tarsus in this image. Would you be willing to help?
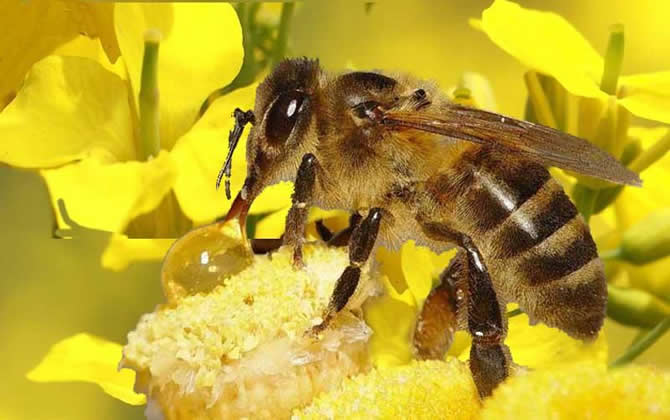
[313,208,383,333]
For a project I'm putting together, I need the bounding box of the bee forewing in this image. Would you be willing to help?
[383,104,642,187]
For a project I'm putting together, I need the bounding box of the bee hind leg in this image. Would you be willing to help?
[417,218,511,398]
[460,235,512,398]
[309,208,383,335]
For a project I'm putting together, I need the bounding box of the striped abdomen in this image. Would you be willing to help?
[428,146,607,340]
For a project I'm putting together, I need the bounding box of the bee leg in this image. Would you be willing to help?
[460,235,511,398]
[326,213,363,247]
[310,208,383,335]
[315,220,333,241]
[413,250,465,360]
[283,153,318,268]
[250,238,283,254]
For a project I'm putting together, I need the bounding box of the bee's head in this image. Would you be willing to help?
[222,58,322,232]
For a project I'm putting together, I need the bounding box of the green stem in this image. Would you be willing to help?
[506,308,524,318]
[629,129,670,174]
[524,71,557,129]
[601,24,625,95]
[270,2,295,67]
[139,30,161,160]
[578,186,598,224]
[609,316,670,368]
[630,328,650,347]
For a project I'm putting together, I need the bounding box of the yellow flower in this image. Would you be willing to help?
[28,222,610,417]
[472,0,670,325]
[0,0,118,107]
[1,4,240,225]
[30,223,380,419]
[294,359,480,420]
[26,333,145,406]
[610,128,670,302]
[480,364,670,419]
[472,0,670,125]
[0,4,292,268]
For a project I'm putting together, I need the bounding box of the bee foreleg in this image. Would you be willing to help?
[309,208,383,335]
[283,153,318,267]
[460,235,511,398]
[413,250,465,360]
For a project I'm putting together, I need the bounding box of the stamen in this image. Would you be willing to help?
[524,71,557,129]
[601,24,625,96]
[139,29,162,160]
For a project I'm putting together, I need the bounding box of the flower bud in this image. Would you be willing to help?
[617,209,670,265]
[607,284,670,328]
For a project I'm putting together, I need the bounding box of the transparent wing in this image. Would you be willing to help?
[383,104,641,186]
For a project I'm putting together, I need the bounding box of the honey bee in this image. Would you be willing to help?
[218,58,641,398]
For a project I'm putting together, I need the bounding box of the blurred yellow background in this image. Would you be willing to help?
[1,1,669,419]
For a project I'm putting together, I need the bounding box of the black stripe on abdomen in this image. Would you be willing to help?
[522,223,598,286]
[495,187,578,259]
[460,151,550,232]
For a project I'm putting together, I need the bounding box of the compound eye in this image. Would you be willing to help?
[265,91,306,145]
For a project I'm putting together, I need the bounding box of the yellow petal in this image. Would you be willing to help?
[459,312,608,370]
[0,0,119,102]
[365,275,418,367]
[474,0,605,99]
[101,234,176,271]
[42,151,177,232]
[27,333,145,406]
[252,206,342,239]
[619,71,670,124]
[304,208,351,240]
[250,182,294,215]
[616,126,670,231]
[53,35,127,79]
[170,84,256,224]
[294,359,480,420]
[401,241,453,308]
[450,72,499,112]
[401,241,434,307]
[115,3,243,149]
[0,55,135,168]
[480,364,670,419]
[254,207,290,238]
[376,246,408,293]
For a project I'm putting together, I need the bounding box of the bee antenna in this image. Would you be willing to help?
[217,108,255,200]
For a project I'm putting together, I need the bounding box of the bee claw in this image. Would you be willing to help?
[305,311,333,338]
[305,322,327,340]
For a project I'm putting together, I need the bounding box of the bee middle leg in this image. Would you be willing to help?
[413,250,465,360]
[315,213,363,246]
[309,208,383,335]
